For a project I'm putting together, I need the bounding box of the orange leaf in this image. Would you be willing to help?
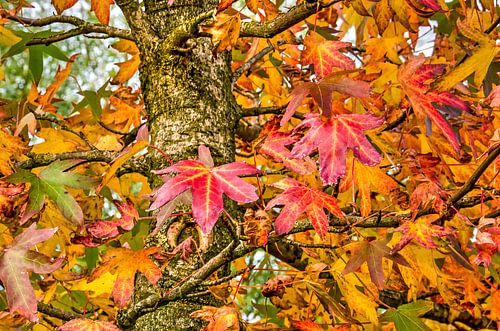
[51,0,78,14]
[302,32,354,79]
[392,215,452,253]
[90,247,161,308]
[0,129,27,176]
[291,320,323,331]
[58,318,120,331]
[37,54,78,109]
[91,0,114,25]
[191,305,240,331]
[110,39,140,84]
[202,13,241,53]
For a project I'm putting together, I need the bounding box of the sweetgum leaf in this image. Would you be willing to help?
[0,224,64,322]
[149,146,259,234]
[90,247,161,308]
[381,301,433,331]
[398,55,470,153]
[266,178,344,236]
[291,113,383,185]
[57,318,120,331]
[6,160,98,225]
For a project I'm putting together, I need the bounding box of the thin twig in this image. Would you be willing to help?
[233,44,275,82]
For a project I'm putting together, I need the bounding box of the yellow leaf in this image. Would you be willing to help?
[97,140,149,192]
[31,128,85,154]
[0,25,21,46]
[71,272,117,297]
[435,41,497,90]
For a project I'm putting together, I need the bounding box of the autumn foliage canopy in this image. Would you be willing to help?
[0,0,499,330]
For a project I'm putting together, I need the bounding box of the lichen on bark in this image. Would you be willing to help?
[116,1,240,329]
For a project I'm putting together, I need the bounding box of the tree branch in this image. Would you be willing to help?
[448,144,500,206]
[37,302,80,321]
[233,44,275,82]
[240,1,341,38]
[115,0,156,43]
[1,13,133,44]
[239,104,288,117]
[16,150,150,175]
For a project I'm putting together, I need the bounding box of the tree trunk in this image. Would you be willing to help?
[116,1,239,329]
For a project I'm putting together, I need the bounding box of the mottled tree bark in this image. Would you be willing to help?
[115,1,238,329]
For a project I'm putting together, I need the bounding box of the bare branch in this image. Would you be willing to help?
[16,150,150,175]
[233,44,275,82]
[239,104,288,117]
[1,13,133,44]
[449,144,500,206]
[240,0,341,38]
[37,302,81,321]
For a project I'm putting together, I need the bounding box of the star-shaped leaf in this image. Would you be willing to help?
[291,113,383,185]
[258,118,316,175]
[381,300,433,331]
[0,224,64,322]
[58,318,120,331]
[302,32,354,79]
[282,75,371,125]
[149,146,259,233]
[398,55,470,153]
[6,160,98,225]
[266,178,345,236]
[392,215,453,253]
[90,247,161,308]
[342,239,408,289]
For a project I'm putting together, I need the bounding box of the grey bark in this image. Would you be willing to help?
[115,1,239,329]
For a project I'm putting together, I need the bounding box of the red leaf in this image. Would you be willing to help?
[392,215,453,253]
[291,113,383,185]
[57,318,120,331]
[0,224,64,322]
[398,55,470,153]
[302,32,354,79]
[149,146,259,233]
[292,320,324,331]
[266,178,345,236]
[282,75,370,125]
[258,118,316,175]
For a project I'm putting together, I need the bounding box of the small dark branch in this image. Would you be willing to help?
[287,214,402,235]
[98,120,130,135]
[115,0,156,43]
[485,16,500,34]
[281,238,338,249]
[239,104,288,118]
[201,267,250,286]
[37,302,80,321]
[382,110,407,132]
[233,44,274,82]
[449,145,500,206]
[240,0,341,38]
[16,150,150,175]
[2,13,133,42]
[456,190,498,208]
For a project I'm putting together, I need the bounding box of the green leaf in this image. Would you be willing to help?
[381,301,433,331]
[5,161,97,225]
[28,45,44,84]
[81,90,103,118]
[43,44,70,62]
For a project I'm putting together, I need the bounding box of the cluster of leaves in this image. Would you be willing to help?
[0,0,498,330]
